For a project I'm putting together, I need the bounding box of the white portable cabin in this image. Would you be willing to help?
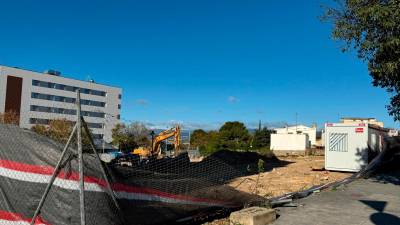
[324,123,388,172]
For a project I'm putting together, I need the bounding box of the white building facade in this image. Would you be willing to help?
[270,133,309,151]
[0,65,121,144]
[341,117,384,128]
[274,124,317,146]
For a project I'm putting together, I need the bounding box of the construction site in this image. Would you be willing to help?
[0,90,398,225]
[0,124,348,225]
[1,1,400,223]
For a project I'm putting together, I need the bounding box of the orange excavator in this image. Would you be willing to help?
[132,125,181,159]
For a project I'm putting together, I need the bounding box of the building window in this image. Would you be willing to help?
[87,123,104,129]
[117,114,121,120]
[31,92,106,108]
[92,134,104,139]
[30,104,105,118]
[30,118,50,125]
[30,117,103,129]
[118,94,122,99]
[31,105,77,115]
[32,80,107,97]
[118,104,121,109]
[81,111,105,118]
[91,90,104,96]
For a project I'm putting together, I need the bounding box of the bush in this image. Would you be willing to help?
[0,111,19,125]
[256,146,274,158]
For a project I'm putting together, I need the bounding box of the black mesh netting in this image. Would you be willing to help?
[0,124,266,225]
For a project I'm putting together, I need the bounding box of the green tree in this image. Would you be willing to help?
[199,131,220,156]
[218,121,250,150]
[111,123,127,147]
[190,129,209,149]
[323,0,400,120]
[126,122,151,147]
[31,119,93,149]
[48,119,74,144]
[31,119,73,144]
[111,122,150,152]
[252,127,271,149]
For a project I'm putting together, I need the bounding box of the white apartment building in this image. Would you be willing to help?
[0,65,121,144]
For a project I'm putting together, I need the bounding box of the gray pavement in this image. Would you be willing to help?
[273,174,400,225]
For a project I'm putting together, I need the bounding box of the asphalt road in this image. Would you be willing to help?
[273,173,400,225]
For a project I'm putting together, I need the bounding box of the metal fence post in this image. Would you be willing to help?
[76,89,86,225]
[30,124,78,225]
[81,118,126,224]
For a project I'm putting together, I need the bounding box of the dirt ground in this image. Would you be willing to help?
[203,155,351,225]
[228,155,350,198]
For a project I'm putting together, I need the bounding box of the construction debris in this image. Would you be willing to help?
[311,165,325,171]
[230,207,276,225]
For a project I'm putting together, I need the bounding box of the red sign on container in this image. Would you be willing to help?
[355,128,364,133]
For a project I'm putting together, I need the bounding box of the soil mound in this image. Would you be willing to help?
[206,150,279,166]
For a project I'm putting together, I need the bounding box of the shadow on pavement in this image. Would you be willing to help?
[370,213,400,225]
[360,200,400,225]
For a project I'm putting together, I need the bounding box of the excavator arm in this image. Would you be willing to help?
[132,126,181,158]
[152,126,181,156]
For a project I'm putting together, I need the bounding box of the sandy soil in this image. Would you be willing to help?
[203,155,351,225]
[228,155,350,198]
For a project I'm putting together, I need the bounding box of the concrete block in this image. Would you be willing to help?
[230,207,276,225]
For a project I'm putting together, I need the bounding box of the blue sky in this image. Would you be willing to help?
[0,0,397,130]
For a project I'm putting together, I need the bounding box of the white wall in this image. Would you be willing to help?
[321,130,325,147]
[325,123,389,172]
[368,127,387,153]
[325,124,369,172]
[270,133,309,151]
[274,125,317,146]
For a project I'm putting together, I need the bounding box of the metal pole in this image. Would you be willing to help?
[30,124,78,225]
[81,118,126,224]
[150,131,155,151]
[188,129,191,150]
[103,115,106,153]
[76,90,86,225]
